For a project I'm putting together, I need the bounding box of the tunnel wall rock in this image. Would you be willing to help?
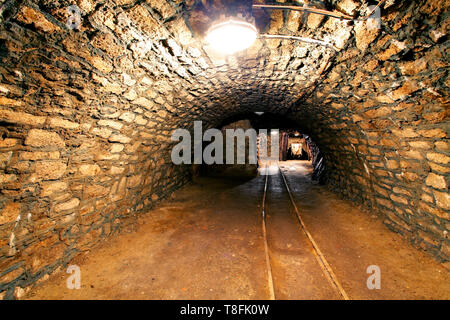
[290,0,449,262]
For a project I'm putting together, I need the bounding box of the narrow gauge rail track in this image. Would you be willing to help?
[260,164,349,300]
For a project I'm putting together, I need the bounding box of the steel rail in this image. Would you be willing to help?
[261,167,276,300]
[277,164,350,300]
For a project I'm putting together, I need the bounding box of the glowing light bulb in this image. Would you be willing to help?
[205,18,257,55]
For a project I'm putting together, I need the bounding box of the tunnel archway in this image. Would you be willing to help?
[0,0,448,298]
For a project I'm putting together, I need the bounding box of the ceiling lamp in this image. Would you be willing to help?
[205,16,257,55]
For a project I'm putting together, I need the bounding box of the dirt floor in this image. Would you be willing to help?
[24,161,450,300]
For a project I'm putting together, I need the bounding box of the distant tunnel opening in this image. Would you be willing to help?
[0,0,448,299]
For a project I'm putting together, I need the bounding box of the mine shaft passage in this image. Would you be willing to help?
[0,0,448,301]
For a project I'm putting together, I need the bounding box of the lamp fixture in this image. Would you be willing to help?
[204,0,386,55]
[205,16,257,55]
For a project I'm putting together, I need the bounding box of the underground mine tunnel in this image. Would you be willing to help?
[0,0,449,300]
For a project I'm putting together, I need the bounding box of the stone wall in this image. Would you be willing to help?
[289,0,449,261]
[0,0,448,298]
